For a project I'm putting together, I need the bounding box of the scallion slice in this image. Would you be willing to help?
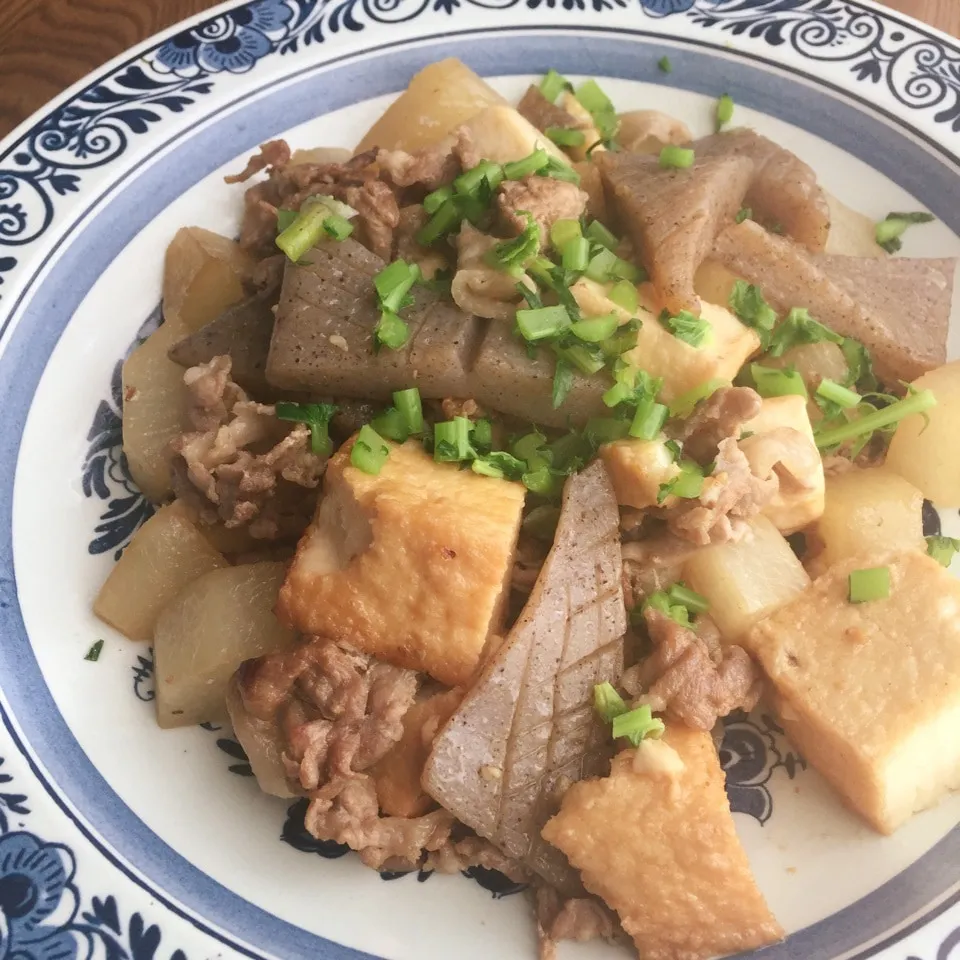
[668,378,729,418]
[540,68,572,103]
[658,461,704,503]
[546,127,586,148]
[629,397,668,441]
[570,312,619,343]
[555,341,605,375]
[585,417,631,446]
[816,378,860,409]
[612,704,665,745]
[927,535,960,568]
[434,417,474,463]
[543,155,582,185]
[454,159,504,197]
[275,401,338,456]
[874,211,935,254]
[374,259,420,313]
[716,93,734,131]
[276,197,356,261]
[550,218,582,251]
[659,145,695,169]
[374,309,409,350]
[513,430,549,464]
[584,219,618,251]
[659,309,712,348]
[423,185,454,215]
[750,364,808,399]
[575,79,619,144]
[516,305,571,341]
[393,387,423,435]
[608,279,638,314]
[552,358,575,409]
[848,566,891,604]
[276,208,297,233]
[667,582,709,614]
[561,236,591,273]
[416,198,463,246]
[594,681,628,722]
[522,464,563,497]
[351,425,390,475]
[503,148,550,180]
[370,406,409,443]
[658,56,672,74]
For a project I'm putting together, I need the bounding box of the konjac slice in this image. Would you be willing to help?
[422,461,625,894]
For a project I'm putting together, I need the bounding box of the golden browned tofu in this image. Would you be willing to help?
[372,688,463,818]
[542,727,783,960]
[745,550,960,833]
[599,438,680,510]
[277,438,525,687]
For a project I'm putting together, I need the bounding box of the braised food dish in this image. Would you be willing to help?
[95,59,960,960]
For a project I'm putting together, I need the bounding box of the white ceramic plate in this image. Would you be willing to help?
[0,1,959,958]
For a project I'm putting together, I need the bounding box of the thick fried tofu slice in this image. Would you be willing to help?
[599,438,680,510]
[745,550,960,833]
[372,688,463,818]
[738,395,825,534]
[277,438,525,687]
[543,727,782,960]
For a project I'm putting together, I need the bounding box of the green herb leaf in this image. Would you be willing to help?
[766,307,843,358]
[275,401,338,456]
[575,79,619,144]
[374,309,410,351]
[728,281,776,348]
[584,219,619,251]
[552,358,575,409]
[840,338,878,392]
[658,56,673,74]
[716,93,734,131]
[659,308,712,348]
[874,211,935,254]
[488,212,541,271]
[659,145,695,169]
[668,378,729,419]
[540,69,572,103]
[657,460,704,503]
[927,535,960,568]
[503,148,551,180]
[848,566,891,603]
[85,640,104,662]
[815,388,936,450]
[433,417,474,463]
[735,207,752,224]
[612,704,666,746]
[594,682,628,722]
[750,363,808,399]
[546,126,586,148]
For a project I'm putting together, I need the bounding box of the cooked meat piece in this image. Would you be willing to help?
[426,834,531,882]
[535,885,620,960]
[277,438,525,687]
[620,534,698,608]
[617,110,692,155]
[517,85,580,136]
[713,219,955,384]
[266,238,484,399]
[376,143,458,192]
[423,461,626,895]
[673,386,763,463]
[666,437,777,546]
[696,129,830,250]
[169,295,277,396]
[248,253,286,295]
[634,608,762,729]
[343,179,400,260]
[224,138,291,184]
[169,356,325,539]
[451,222,531,321]
[596,149,753,314]
[497,176,588,241]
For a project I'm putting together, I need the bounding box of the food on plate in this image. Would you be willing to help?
[97,58,960,958]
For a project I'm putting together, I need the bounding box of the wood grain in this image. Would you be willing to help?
[0,0,956,139]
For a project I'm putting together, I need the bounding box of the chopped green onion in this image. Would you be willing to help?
[513,430,548,464]
[603,380,634,408]
[434,417,474,462]
[659,145,695,169]
[375,259,421,313]
[370,406,409,443]
[516,305,571,342]
[561,236,591,273]
[766,307,843,358]
[815,388,936,449]
[488,213,540,270]
[543,155,581,185]
[276,208,297,232]
[612,704,665,745]
[546,126,586,148]
[85,640,104,662]
[874,211,935,254]
[629,397,668,441]
[594,682,628,722]
[668,378,728,418]
[275,401,338,456]
[276,197,356,261]
[323,214,354,241]
[416,198,464,246]
[667,582,709,614]
[608,280,638,314]
[540,68,572,103]
[751,363,808,399]
[523,464,564,497]
[926,535,960,568]
[550,218,582,251]
[659,309,712,348]
[658,461,704,503]
[644,590,691,626]
[351,425,390,475]
[470,418,493,452]
[552,358,575,409]
[393,387,423,436]
[423,185,453,215]
[523,504,561,541]
[716,93,735,131]
[841,338,877,392]
[816,378,860,409]
[454,159,504,198]
[554,341,605,375]
[585,248,644,284]
[728,281,776,348]
[570,313,619,343]
[848,566,891,603]
[585,418,631,446]
[735,207,752,224]
[658,56,672,74]
[503,149,550,180]
[471,459,504,478]
[575,79,619,143]
[600,324,641,359]
[584,220,618,251]
[374,309,409,350]
[550,431,592,472]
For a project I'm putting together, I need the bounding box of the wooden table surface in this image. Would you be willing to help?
[0,0,956,139]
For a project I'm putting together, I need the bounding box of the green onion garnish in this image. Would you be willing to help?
[575,79,619,144]
[766,307,843,358]
[546,127,586,148]
[517,305,571,342]
[85,640,104,662]
[874,211,935,254]
[275,196,356,261]
[454,159,504,198]
[750,363,808,399]
[370,406,409,443]
[552,358,575,409]
[612,704,665,745]
[276,208,297,233]
[603,380,634,408]
[668,378,729,419]
[629,397,668,441]
[608,279,638,314]
[416,198,464,246]
[658,56,672,74]
[488,213,540,270]
[584,220,618,251]
[735,207,752,224]
[374,259,420,313]
[434,417,474,463]
[550,218,582,251]
[503,148,551,180]
[667,582,709,614]
[561,236,591,273]
[423,185,453,215]
[659,145,695,169]
[374,309,409,350]
[542,155,582,185]
[351,424,390,475]
[522,464,564,497]
[659,309,712,348]
[814,388,936,449]
[554,341,605,375]
[276,401,338,456]
[594,681,628,722]
[513,430,548,464]
[716,93,735,131]
[728,280,776,349]
[585,248,644,284]
[644,590,691,626]
[540,68,572,103]
[585,417,631,446]
[657,461,704,503]
[570,313,619,343]
[848,566,891,604]
[816,378,860,410]
[927,535,960,568]
[470,418,493,452]
[840,338,878,392]
[323,214,354,241]
[393,387,423,436]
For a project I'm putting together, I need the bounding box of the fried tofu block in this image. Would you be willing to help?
[738,395,825,534]
[277,438,525,687]
[372,688,463,818]
[543,727,783,960]
[599,438,680,510]
[745,550,960,833]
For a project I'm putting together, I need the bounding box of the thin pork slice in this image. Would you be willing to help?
[517,85,580,135]
[597,150,753,314]
[422,460,626,894]
[696,129,830,251]
[714,220,954,384]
